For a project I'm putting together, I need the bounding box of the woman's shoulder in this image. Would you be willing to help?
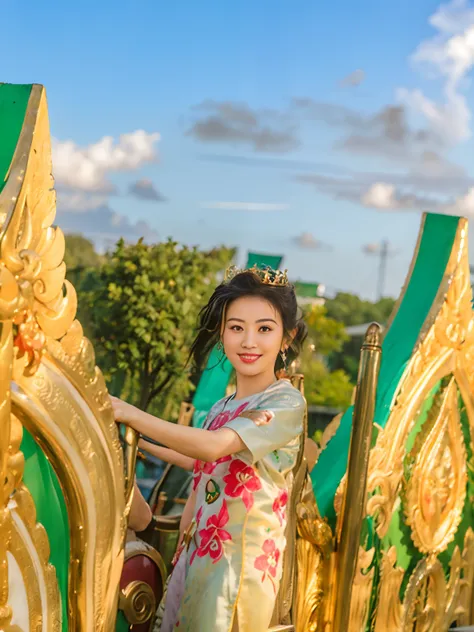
[258,379,306,411]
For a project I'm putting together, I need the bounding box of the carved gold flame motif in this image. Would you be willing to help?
[0,85,132,631]
[404,378,467,554]
[327,220,474,631]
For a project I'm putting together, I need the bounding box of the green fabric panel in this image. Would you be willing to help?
[116,611,130,632]
[312,214,460,527]
[0,84,32,194]
[21,429,70,631]
[192,346,233,428]
[191,252,283,427]
[246,252,282,270]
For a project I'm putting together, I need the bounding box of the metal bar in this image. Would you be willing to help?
[331,323,382,631]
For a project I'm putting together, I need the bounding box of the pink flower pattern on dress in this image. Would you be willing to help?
[254,539,281,593]
[193,456,231,490]
[190,499,232,565]
[223,458,262,511]
[192,401,249,490]
[272,489,288,526]
[208,401,250,431]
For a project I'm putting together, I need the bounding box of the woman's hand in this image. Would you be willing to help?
[241,409,274,426]
[110,395,141,428]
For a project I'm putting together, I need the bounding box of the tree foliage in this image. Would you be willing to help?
[324,292,396,382]
[64,234,103,270]
[298,304,353,409]
[81,238,235,416]
[324,292,395,326]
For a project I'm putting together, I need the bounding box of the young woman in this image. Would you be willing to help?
[111,266,307,632]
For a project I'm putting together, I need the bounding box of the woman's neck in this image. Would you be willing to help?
[234,370,277,400]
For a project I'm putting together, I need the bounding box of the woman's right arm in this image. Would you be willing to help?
[138,439,195,472]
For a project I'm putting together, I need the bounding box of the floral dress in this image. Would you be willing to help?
[159,379,305,632]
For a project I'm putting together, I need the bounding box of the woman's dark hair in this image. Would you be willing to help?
[190,270,307,372]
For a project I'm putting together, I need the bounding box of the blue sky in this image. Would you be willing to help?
[3,0,474,298]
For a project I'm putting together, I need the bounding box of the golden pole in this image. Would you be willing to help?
[331,323,382,632]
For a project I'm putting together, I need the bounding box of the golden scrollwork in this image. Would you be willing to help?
[347,547,374,632]
[9,482,61,631]
[404,378,467,554]
[373,547,403,632]
[456,527,474,625]
[294,492,333,632]
[373,536,470,632]
[365,220,474,540]
[0,84,130,630]
[119,581,156,625]
[0,88,76,366]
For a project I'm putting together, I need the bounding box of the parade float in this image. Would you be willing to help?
[1,82,473,631]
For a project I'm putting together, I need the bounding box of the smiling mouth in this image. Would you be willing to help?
[238,354,262,364]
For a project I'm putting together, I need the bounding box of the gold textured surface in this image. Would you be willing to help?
[0,85,129,630]
[365,221,472,540]
[330,217,474,631]
[404,377,467,554]
[330,324,382,632]
[294,486,333,632]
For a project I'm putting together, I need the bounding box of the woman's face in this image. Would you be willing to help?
[222,296,284,379]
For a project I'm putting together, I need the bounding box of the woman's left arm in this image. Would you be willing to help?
[111,397,272,463]
[128,480,153,532]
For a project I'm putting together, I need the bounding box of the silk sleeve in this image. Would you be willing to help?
[226,387,305,464]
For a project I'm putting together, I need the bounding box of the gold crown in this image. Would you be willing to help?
[224,264,289,287]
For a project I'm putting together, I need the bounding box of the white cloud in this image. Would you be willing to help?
[399,0,474,143]
[52,130,160,192]
[201,201,290,212]
[361,183,398,209]
[294,232,321,249]
[443,186,474,214]
[57,191,109,212]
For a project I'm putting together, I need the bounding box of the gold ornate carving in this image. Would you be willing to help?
[119,581,156,625]
[120,545,167,631]
[347,547,374,632]
[456,527,474,625]
[0,88,77,372]
[0,321,14,630]
[0,84,129,630]
[373,547,403,632]
[404,378,467,554]
[294,494,333,632]
[9,482,61,631]
[365,220,474,539]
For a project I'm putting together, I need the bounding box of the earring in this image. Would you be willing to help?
[217,340,224,352]
[280,348,288,369]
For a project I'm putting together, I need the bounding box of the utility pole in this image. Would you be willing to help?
[377,240,389,301]
[363,240,397,301]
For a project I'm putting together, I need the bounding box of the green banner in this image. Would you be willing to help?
[246,252,282,270]
[0,84,32,195]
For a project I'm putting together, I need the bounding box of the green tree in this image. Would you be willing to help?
[324,292,396,382]
[64,234,103,270]
[83,238,235,418]
[324,292,395,326]
[298,305,353,409]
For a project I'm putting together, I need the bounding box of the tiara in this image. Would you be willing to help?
[224,264,289,287]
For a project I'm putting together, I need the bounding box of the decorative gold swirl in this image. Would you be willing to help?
[0,84,128,630]
[119,581,156,625]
